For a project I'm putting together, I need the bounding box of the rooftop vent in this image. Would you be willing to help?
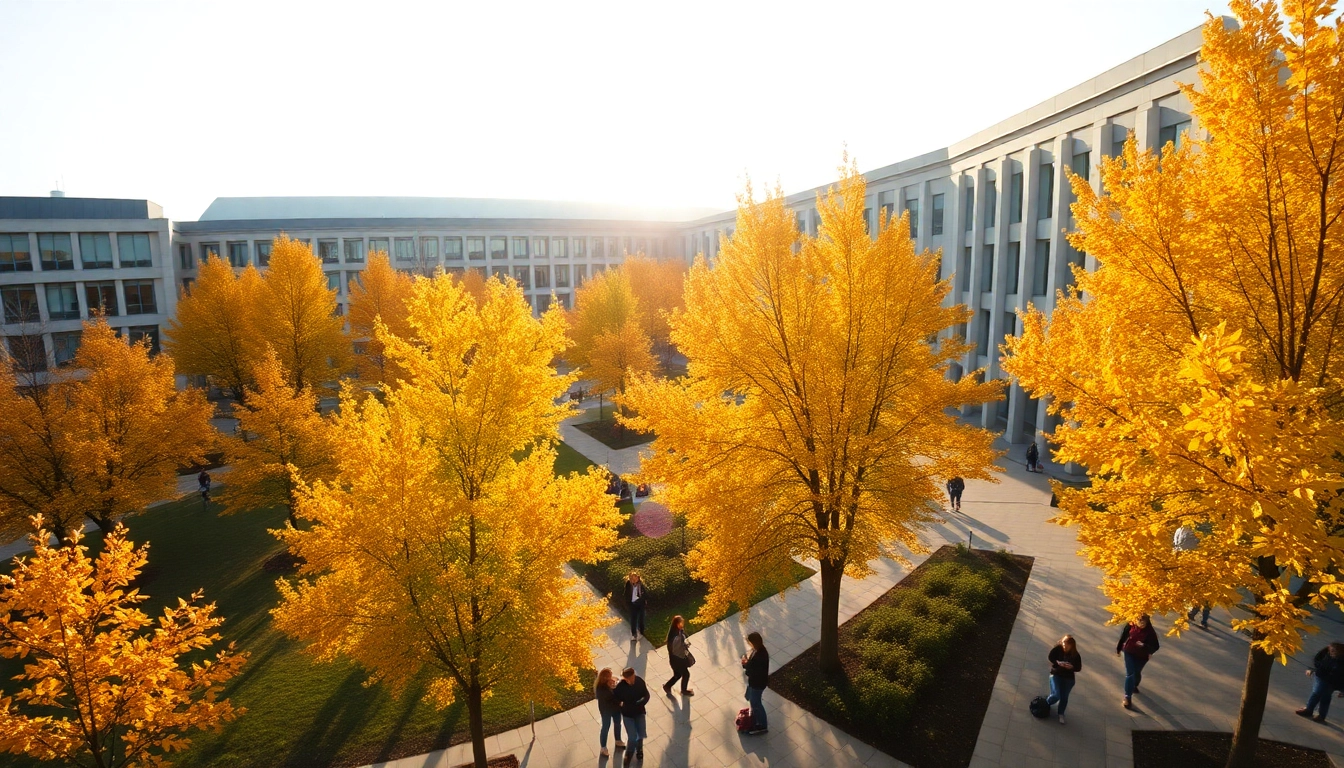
[50,190,65,198]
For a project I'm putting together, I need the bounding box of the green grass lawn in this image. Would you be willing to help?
[572,418,656,450]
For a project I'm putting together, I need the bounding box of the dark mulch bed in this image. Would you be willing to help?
[263,551,305,572]
[1133,731,1331,768]
[454,756,518,768]
[770,546,1034,768]
[573,418,655,450]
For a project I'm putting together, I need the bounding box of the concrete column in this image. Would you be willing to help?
[961,167,990,416]
[1135,100,1160,153]
[917,181,932,254]
[981,155,1014,432]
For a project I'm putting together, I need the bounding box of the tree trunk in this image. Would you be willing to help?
[467,681,488,768]
[91,513,116,536]
[818,558,844,673]
[1226,641,1276,768]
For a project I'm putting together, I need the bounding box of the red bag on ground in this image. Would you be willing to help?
[735,707,753,732]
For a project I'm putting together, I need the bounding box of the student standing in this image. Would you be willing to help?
[947,477,965,512]
[663,615,694,696]
[623,572,647,643]
[741,631,770,735]
[1026,442,1041,473]
[613,667,650,765]
[1046,634,1082,723]
[1296,643,1344,723]
[594,668,625,757]
[1116,614,1159,709]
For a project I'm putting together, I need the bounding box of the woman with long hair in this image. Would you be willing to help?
[741,631,769,734]
[1046,634,1082,723]
[663,615,694,696]
[594,667,625,757]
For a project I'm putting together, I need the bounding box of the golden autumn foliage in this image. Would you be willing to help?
[457,266,488,306]
[567,267,657,401]
[253,235,349,393]
[271,274,620,768]
[347,252,414,386]
[621,254,687,364]
[0,522,245,768]
[163,257,263,399]
[219,350,334,527]
[1001,4,1344,763]
[0,365,86,544]
[622,168,1002,672]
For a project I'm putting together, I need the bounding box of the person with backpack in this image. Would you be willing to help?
[613,667,650,765]
[1117,614,1159,709]
[1045,634,1082,723]
[740,631,770,735]
[946,477,965,512]
[623,571,647,644]
[594,668,625,757]
[1296,643,1344,723]
[1026,442,1041,473]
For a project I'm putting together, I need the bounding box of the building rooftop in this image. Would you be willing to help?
[197,196,721,224]
[0,196,164,220]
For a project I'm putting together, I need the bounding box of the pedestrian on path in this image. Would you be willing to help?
[198,469,212,504]
[1045,634,1082,723]
[741,631,770,735]
[663,615,694,696]
[947,477,964,512]
[1117,614,1159,709]
[614,667,650,766]
[595,668,625,757]
[1296,643,1344,723]
[1026,442,1041,472]
[623,571,647,643]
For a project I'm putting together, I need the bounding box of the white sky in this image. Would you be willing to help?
[0,0,1231,221]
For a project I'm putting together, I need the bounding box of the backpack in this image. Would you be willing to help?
[735,707,753,732]
[1029,696,1051,719]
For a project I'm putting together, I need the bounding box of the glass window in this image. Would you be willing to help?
[467,237,485,260]
[7,335,46,372]
[178,243,193,269]
[484,237,503,261]
[980,245,995,293]
[512,237,529,259]
[52,330,81,367]
[592,263,606,275]
[575,264,588,285]
[1160,120,1192,151]
[394,238,415,262]
[536,295,552,314]
[0,234,33,272]
[985,181,997,228]
[444,237,462,260]
[255,241,272,267]
[552,237,567,259]
[1006,242,1021,295]
[963,184,974,232]
[38,233,73,271]
[85,282,118,316]
[123,280,157,315]
[200,242,221,263]
[622,237,633,256]
[368,237,389,257]
[45,283,80,320]
[344,238,365,264]
[513,266,531,290]
[117,233,152,267]
[420,236,439,261]
[555,293,571,310]
[228,241,250,267]
[533,237,548,259]
[319,239,340,264]
[1033,241,1051,296]
[127,325,160,356]
[960,247,972,292]
[573,238,586,259]
[2,285,39,324]
[611,237,622,257]
[1002,311,1017,340]
[905,199,920,239]
[592,238,604,259]
[298,238,311,248]
[79,234,113,269]
[555,264,570,288]
[1009,172,1023,224]
[1037,165,1055,219]
[326,272,341,293]
[181,278,193,295]
[977,310,992,356]
[863,207,872,234]
[490,266,508,281]
[347,271,362,290]
[931,194,945,236]
[534,265,550,289]
[1071,151,1091,185]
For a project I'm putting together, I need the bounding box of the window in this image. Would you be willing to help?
[85,282,118,316]
[863,207,872,234]
[980,245,995,293]
[117,233,152,267]
[593,238,605,259]
[1071,151,1091,186]
[127,325,160,356]
[394,237,415,262]
[80,234,113,269]
[491,266,509,282]
[592,263,606,275]
[344,238,365,264]
[931,194,944,236]
[347,271,362,290]
[622,237,633,256]
[444,237,462,260]
[1005,242,1021,294]
[960,247,972,292]
[513,266,531,289]
[985,181,997,228]
[534,265,550,289]
[52,331,81,366]
[635,238,646,254]
[1009,172,1024,224]
[533,237,548,259]
[45,283,80,320]
[2,285,39,323]
[555,293,571,310]
[38,233,73,271]
[420,236,439,262]
[575,264,588,285]
[963,184,974,232]
[123,280,157,315]
[181,278,193,295]
[201,242,221,263]
[178,244,193,269]
[573,238,586,259]
[467,237,485,260]
[368,237,389,257]
[512,237,528,259]
[552,237,567,259]
[551,264,569,288]
[1037,164,1055,219]
[7,335,46,372]
[1,233,33,272]
[298,238,311,248]
[1002,311,1017,340]
[228,241,250,267]
[977,310,991,356]
[797,211,809,233]
[1032,241,1051,296]
[318,239,340,264]
[1160,120,1192,151]
[255,241,272,267]
[905,199,920,239]
[326,272,341,293]
[491,237,507,261]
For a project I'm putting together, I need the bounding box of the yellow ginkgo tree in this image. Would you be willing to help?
[1003,3,1344,764]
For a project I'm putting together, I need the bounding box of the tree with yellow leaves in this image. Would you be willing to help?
[0,521,245,768]
[623,168,1002,673]
[163,256,263,399]
[271,274,621,768]
[568,267,657,410]
[589,319,657,409]
[622,254,687,367]
[253,235,350,393]
[1003,4,1344,764]
[0,363,86,545]
[219,350,334,527]
[347,252,414,386]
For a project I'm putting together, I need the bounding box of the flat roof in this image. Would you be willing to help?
[197,196,721,224]
[0,196,164,220]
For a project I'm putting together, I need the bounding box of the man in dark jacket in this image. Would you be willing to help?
[947,477,965,512]
[614,667,650,765]
[623,572,647,643]
[1116,615,1159,709]
[1297,643,1344,722]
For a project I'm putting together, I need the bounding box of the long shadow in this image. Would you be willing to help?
[373,674,432,763]
[662,688,692,768]
[281,667,387,768]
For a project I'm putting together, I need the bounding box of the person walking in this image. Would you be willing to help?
[595,668,626,757]
[1116,614,1159,709]
[947,477,965,512]
[663,615,694,696]
[614,667,650,765]
[1026,442,1041,473]
[623,571,647,644]
[741,631,770,735]
[1045,634,1082,723]
[198,469,212,505]
[1296,643,1344,723]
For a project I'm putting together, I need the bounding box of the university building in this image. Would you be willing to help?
[0,20,1214,451]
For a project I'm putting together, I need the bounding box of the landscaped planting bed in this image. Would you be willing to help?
[1133,731,1330,768]
[770,545,1033,768]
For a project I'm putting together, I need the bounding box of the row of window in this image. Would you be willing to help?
[960,240,1087,297]
[4,325,159,373]
[0,232,155,273]
[1,281,158,325]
